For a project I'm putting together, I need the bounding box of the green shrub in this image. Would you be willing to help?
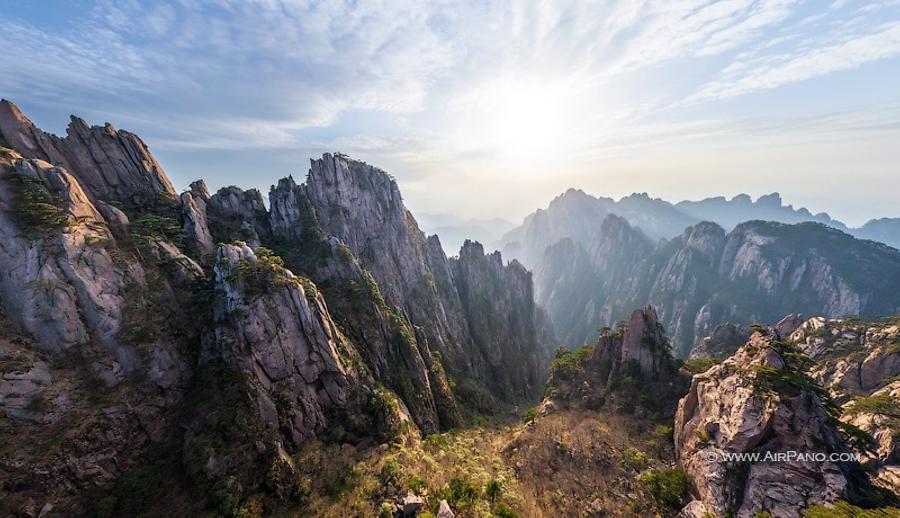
[407,474,426,494]
[802,500,900,517]
[10,174,69,237]
[637,468,690,510]
[493,502,518,518]
[653,424,674,439]
[379,459,402,488]
[845,395,899,417]
[549,345,594,384]
[523,406,539,424]
[485,478,503,503]
[228,248,297,299]
[682,356,721,374]
[131,214,184,245]
[441,476,479,508]
[623,447,648,470]
[424,433,449,449]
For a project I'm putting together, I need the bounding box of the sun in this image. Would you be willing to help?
[490,81,568,160]
[453,76,576,166]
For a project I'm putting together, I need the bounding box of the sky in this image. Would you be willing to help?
[1,0,899,227]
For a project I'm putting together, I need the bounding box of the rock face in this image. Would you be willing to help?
[451,241,551,401]
[209,244,366,443]
[542,305,687,418]
[593,305,675,384]
[0,99,174,204]
[180,180,214,257]
[266,174,460,432]
[0,102,556,514]
[532,217,900,355]
[674,329,876,517]
[294,153,553,405]
[0,151,134,364]
[0,108,201,514]
[789,317,900,493]
[689,322,753,359]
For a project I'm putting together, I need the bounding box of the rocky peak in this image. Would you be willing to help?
[0,99,175,205]
[681,221,726,264]
[451,240,552,401]
[675,330,877,517]
[297,153,551,404]
[594,305,675,384]
[775,313,805,337]
[189,179,211,201]
[757,192,783,207]
[688,322,753,359]
[587,214,653,275]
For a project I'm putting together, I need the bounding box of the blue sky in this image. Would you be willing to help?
[2,0,899,226]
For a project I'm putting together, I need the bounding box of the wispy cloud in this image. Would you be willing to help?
[688,20,900,102]
[1,0,899,223]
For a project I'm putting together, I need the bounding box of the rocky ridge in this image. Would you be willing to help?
[675,329,865,517]
[534,214,900,355]
[0,101,552,515]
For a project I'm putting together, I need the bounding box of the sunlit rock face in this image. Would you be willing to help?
[675,329,874,517]
[0,99,175,204]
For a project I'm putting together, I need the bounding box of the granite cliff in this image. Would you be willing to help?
[0,101,552,516]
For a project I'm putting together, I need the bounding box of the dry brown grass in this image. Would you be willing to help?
[504,407,677,517]
[293,403,678,517]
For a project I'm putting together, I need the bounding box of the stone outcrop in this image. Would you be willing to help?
[180,180,214,257]
[205,185,270,247]
[451,240,550,401]
[674,329,876,517]
[206,244,370,443]
[0,151,134,365]
[542,305,687,417]
[795,318,900,399]
[0,99,174,204]
[281,153,553,406]
[689,322,753,359]
[267,175,460,432]
[0,106,203,514]
[593,305,674,384]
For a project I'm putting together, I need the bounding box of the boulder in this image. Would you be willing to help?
[675,329,870,517]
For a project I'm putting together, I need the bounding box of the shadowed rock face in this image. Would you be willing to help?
[296,153,554,404]
[592,305,675,384]
[674,329,875,517]
[0,151,134,364]
[451,240,552,401]
[535,216,900,356]
[266,175,460,433]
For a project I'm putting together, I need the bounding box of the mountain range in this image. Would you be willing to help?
[0,100,551,515]
[0,100,897,517]
[498,188,899,269]
[500,188,900,355]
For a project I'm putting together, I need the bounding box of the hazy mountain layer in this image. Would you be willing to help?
[536,214,900,355]
[500,189,900,271]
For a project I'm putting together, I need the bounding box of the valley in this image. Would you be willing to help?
[0,100,897,517]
